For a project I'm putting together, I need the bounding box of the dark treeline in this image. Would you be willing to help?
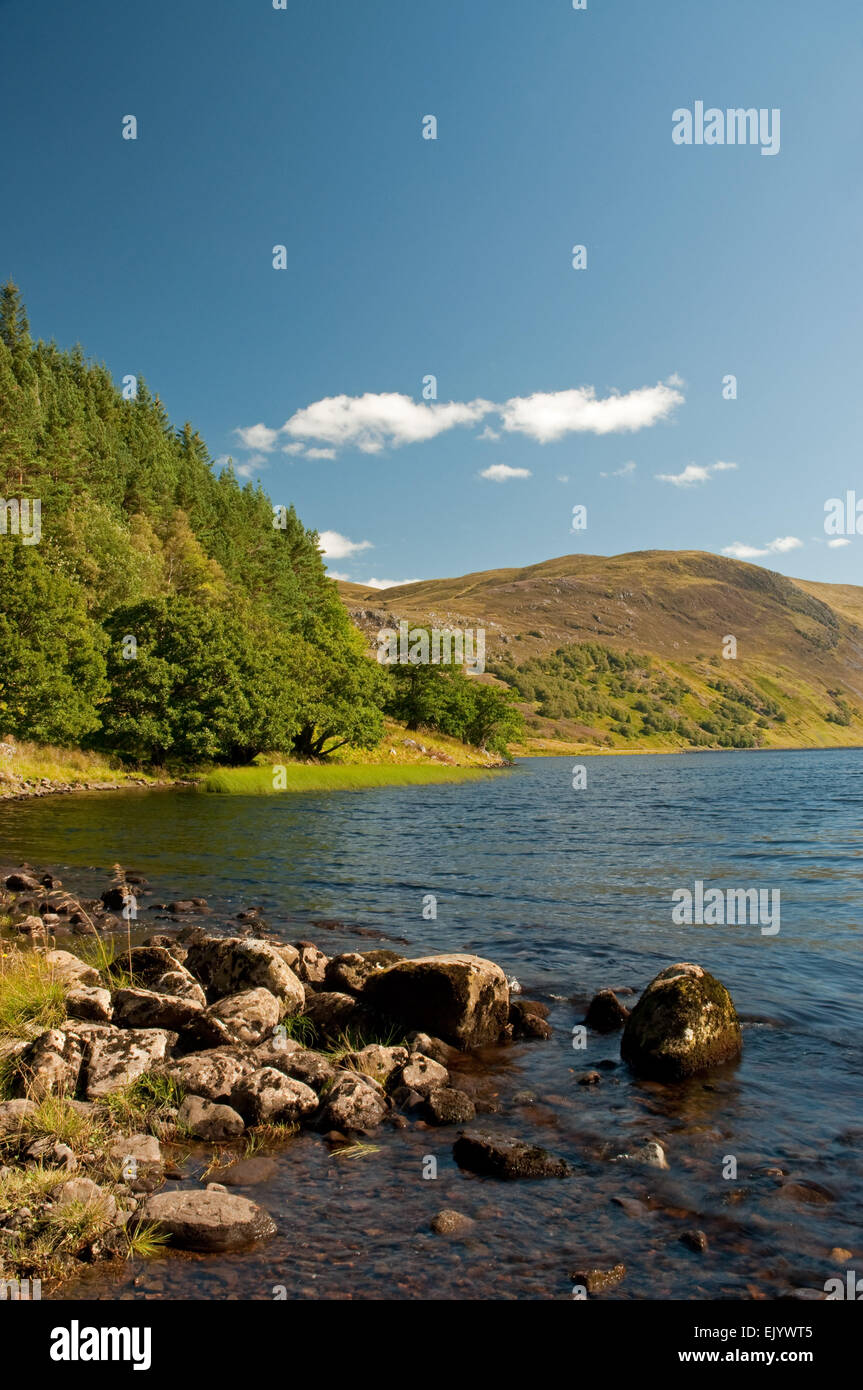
[0,285,519,764]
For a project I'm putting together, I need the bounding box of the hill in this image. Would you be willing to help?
[337,551,863,752]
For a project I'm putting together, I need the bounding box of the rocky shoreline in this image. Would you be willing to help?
[0,862,745,1293]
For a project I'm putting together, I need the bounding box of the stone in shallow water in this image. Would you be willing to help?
[424,1088,476,1126]
[621,962,741,1081]
[177,1095,245,1141]
[430,1209,475,1236]
[138,1189,276,1252]
[364,954,509,1049]
[570,1262,626,1294]
[585,989,630,1033]
[452,1131,571,1180]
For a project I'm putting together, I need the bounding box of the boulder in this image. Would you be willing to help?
[424,1088,476,1125]
[453,1131,571,1180]
[267,1049,337,1093]
[5,872,42,892]
[323,952,377,996]
[509,999,553,1040]
[152,969,206,1006]
[111,987,204,1033]
[162,1048,251,1102]
[178,1095,245,1141]
[183,937,305,1012]
[205,988,282,1046]
[14,1029,84,1098]
[342,1043,409,1082]
[303,990,367,1041]
[620,963,742,1080]
[137,1189,276,1252]
[0,1098,37,1133]
[364,954,509,1049]
[105,1133,163,1170]
[15,915,46,938]
[84,1028,175,1099]
[585,990,630,1033]
[54,1177,116,1222]
[65,985,113,1023]
[570,1262,626,1294]
[404,1031,458,1066]
[40,950,101,988]
[251,1035,303,1069]
[231,1067,319,1125]
[319,1072,388,1132]
[293,942,329,986]
[396,1052,450,1098]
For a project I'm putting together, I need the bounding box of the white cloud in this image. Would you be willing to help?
[234,423,279,453]
[282,442,306,456]
[557,473,570,483]
[722,542,768,559]
[499,379,683,443]
[722,536,803,560]
[237,377,685,460]
[601,460,637,478]
[326,570,352,581]
[828,537,851,548]
[281,393,493,454]
[317,530,373,560]
[305,447,337,460]
[655,464,711,487]
[480,464,532,482]
[655,461,737,487]
[363,577,420,589]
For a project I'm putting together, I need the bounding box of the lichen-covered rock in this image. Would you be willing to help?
[303,990,367,1041]
[105,1133,163,1170]
[585,990,630,1033]
[293,942,329,986]
[65,985,113,1024]
[231,1067,319,1125]
[14,1029,84,1098]
[620,963,742,1080]
[424,1087,476,1125]
[205,988,282,1046]
[251,1034,303,1068]
[267,1048,337,1093]
[430,1209,475,1236]
[152,969,206,1006]
[0,1098,37,1133]
[162,1048,251,1102]
[396,1051,450,1097]
[319,1072,388,1132]
[364,954,509,1049]
[40,949,101,988]
[137,1189,276,1251]
[452,1131,571,1180]
[111,987,204,1033]
[342,1043,409,1083]
[184,937,304,1013]
[84,1028,176,1099]
[178,1095,245,1141]
[323,952,376,996]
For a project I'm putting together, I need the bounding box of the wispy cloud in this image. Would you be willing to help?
[722,536,803,560]
[235,377,685,460]
[318,530,373,559]
[600,460,636,478]
[655,461,737,487]
[480,464,532,482]
[363,576,420,589]
[828,537,851,548]
[235,453,269,478]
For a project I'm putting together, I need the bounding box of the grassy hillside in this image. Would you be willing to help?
[338,551,863,753]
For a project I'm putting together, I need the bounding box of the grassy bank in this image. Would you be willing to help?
[203,762,499,795]
[0,741,157,798]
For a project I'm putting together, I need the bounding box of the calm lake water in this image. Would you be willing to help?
[2,750,861,1300]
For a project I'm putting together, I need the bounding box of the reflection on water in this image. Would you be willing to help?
[2,749,861,1299]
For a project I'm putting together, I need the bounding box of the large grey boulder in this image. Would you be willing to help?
[319,1072,389,1132]
[231,1067,319,1125]
[13,1029,84,1098]
[178,1095,245,1141]
[138,1189,276,1251]
[84,1028,176,1099]
[363,954,509,1049]
[453,1131,571,1180]
[205,988,282,1046]
[621,963,742,1080]
[184,937,304,1012]
[111,987,204,1033]
[40,950,101,989]
[162,1048,251,1102]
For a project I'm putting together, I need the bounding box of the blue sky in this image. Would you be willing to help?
[2,0,861,587]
